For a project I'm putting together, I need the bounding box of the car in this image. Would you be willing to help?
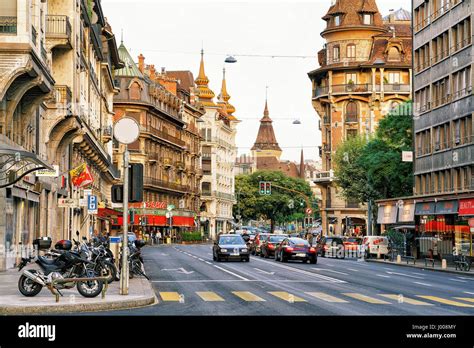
[319,236,345,258]
[260,234,287,258]
[343,236,362,256]
[251,233,271,255]
[361,236,389,258]
[274,237,317,264]
[212,234,250,262]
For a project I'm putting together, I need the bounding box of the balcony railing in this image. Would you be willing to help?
[46,15,71,41]
[176,161,185,171]
[162,157,172,167]
[141,125,185,147]
[313,171,335,183]
[144,176,189,192]
[148,153,159,162]
[383,83,410,93]
[313,86,329,97]
[0,16,17,33]
[31,25,37,45]
[53,85,72,105]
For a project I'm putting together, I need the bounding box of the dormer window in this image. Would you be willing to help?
[388,46,401,61]
[363,14,373,25]
[334,15,341,26]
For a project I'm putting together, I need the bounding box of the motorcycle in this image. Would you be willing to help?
[18,238,104,298]
[126,239,149,280]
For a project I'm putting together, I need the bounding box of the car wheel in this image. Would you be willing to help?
[310,256,317,264]
[281,253,288,263]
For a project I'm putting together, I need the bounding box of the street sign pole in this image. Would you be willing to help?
[120,147,130,295]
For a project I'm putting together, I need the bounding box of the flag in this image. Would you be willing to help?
[69,163,94,188]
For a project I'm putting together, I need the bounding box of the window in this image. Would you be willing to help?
[452,66,472,99]
[431,77,449,107]
[451,16,472,52]
[363,14,372,25]
[346,73,357,84]
[346,129,358,139]
[334,15,340,26]
[345,101,358,123]
[415,86,431,113]
[333,45,340,62]
[388,72,401,84]
[415,43,430,72]
[129,82,141,100]
[387,47,401,61]
[346,44,356,59]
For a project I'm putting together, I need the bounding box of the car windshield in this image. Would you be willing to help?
[289,238,309,246]
[346,238,360,243]
[219,236,244,245]
[259,234,270,241]
[269,235,287,242]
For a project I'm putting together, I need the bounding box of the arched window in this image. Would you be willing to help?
[346,101,358,123]
[129,82,141,100]
[388,47,401,61]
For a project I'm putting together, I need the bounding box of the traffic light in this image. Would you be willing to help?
[259,181,266,195]
[129,210,135,224]
[265,182,271,195]
[111,163,144,203]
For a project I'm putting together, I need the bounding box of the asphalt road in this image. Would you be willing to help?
[94,244,474,315]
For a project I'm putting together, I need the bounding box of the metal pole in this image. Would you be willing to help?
[120,147,129,295]
[368,199,372,236]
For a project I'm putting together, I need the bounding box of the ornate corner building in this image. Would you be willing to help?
[308,1,413,236]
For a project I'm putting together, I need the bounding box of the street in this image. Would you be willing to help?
[94,244,474,316]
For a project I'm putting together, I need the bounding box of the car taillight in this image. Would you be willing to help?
[309,247,316,253]
[324,245,329,250]
[285,247,294,252]
[268,244,274,249]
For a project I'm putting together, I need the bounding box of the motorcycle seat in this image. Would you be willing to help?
[37,256,56,265]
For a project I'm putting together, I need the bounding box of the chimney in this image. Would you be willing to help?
[138,54,145,73]
[161,67,166,74]
[388,9,395,23]
[150,64,156,80]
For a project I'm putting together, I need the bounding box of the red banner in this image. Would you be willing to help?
[172,216,195,227]
[69,163,94,188]
[459,199,474,216]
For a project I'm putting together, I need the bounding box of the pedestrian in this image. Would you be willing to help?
[156,230,162,245]
[308,232,314,246]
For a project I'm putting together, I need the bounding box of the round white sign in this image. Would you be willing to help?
[113,117,140,144]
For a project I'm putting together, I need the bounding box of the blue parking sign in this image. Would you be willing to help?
[87,195,98,214]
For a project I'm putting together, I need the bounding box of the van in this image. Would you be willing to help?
[361,236,389,258]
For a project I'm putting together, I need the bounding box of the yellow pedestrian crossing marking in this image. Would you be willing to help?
[417,296,474,308]
[454,297,474,303]
[342,293,391,304]
[232,291,266,302]
[268,291,306,302]
[159,292,181,301]
[196,291,225,302]
[379,294,433,306]
[305,292,348,303]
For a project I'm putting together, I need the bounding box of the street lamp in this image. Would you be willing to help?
[225,55,238,63]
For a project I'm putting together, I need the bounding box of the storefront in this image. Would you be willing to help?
[458,198,474,256]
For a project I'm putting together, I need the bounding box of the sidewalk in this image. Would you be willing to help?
[366,257,474,277]
[0,268,157,315]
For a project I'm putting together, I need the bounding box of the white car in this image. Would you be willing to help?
[361,236,389,258]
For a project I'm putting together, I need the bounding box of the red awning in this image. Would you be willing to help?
[172,216,195,227]
[97,208,122,218]
[459,198,474,216]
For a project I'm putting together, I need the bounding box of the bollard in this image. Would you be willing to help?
[377,248,381,259]
[397,254,401,264]
[442,259,447,269]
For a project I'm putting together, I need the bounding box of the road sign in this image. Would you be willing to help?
[58,198,78,208]
[87,195,98,214]
[305,208,313,215]
[36,165,59,177]
[167,204,175,211]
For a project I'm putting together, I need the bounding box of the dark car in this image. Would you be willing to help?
[320,236,345,259]
[260,234,287,258]
[213,234,250,262]
[274,237,317,264]
[343,236,362,255]
[252,233,271,255]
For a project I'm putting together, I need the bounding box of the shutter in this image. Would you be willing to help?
[2,0,17,16]
[455,120,461,144]
[435,127,440,150]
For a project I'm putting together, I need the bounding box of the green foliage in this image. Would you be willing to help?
[334,102,413,204]
[181,232,202,242]
[235,171,315,231]
[384,229,405,250]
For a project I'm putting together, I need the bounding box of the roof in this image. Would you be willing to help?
[166,70,195,92]
[251,100,282,152]
[255,157,300,178]
[383,8,411,21]
[323,0,384,28]
[115,42,143,78]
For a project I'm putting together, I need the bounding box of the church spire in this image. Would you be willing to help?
[217,67,236,116]
[195,49,216,107]
[251,98,282,158]
[299,148,305,179]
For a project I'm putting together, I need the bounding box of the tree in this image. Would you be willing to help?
[234,171,314,232]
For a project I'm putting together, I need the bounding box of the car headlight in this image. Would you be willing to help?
[220,248,228,252]
[241,248,248,252]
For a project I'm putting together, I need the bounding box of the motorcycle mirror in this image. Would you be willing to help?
[76,231,80,236]
[82,236,87,241]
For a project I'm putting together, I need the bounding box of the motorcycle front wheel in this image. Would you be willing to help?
[18,272,43,297]
[95,260,117,284]
[76,269,103,298]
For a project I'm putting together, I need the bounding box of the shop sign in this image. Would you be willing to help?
[377,204,397,224]
[36,165,59,177]
[415,202,435,215]
[435,200,458,215]
[398,203,415,222]
[459,199,474,216]
[129,201,167,209]
[58,198,78,208]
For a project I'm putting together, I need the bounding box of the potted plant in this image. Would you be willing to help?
[347,80,355,92]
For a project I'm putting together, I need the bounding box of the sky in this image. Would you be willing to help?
[102,0,411,162]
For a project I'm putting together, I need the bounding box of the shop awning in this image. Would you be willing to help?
[459,198,474,216]
[377,204,397,224]
[435,200,458,215]
[415,202,435,215]
[172,216,195,227]
[392,225,415,230]
[398,203,415,223]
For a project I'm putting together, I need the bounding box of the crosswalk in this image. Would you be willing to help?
[156,290,474,308]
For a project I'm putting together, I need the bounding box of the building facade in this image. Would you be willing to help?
[308,1,412,236]
[0,0,121,271]
[196,52,238,239]
[112,45,202,241]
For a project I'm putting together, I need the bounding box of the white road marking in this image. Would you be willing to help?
[414,281,432,287]
[463,291,474,295]
[198,258,205,261]
[207,253,212,256]
[213,265,249,281]
[205,261,213,265]
[347,268,359,272]
[312,268,348,275]
[161,267,194,274]
[458,277,474,281]
[450,278,467,283]
[253,268,275,275]
[376,274,391,278]
[386,271,424,279]
[151,279,337,283]
[252,257,346,283]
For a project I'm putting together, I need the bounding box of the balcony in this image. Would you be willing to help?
[102,125,112,143]
[47,85,72,109]
[313,86,329,98]
[176,161,185,171]
[333,83,369,94]
[148,153,159,163]
[141,125,186,147]
[323,116,330,125]
[313,170,335,184]
[45,15,72,49]
[162,157,172,168]
[0,16,17,33]
[383,83,410,93]
[144,176,189,192]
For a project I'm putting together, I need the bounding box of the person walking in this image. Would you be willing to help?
[156,230,162,245]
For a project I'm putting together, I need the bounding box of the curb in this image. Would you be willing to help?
[0,279,157,315]
[365,259,474,277]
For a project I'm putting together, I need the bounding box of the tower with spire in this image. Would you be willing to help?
[217,67,236,120]
[251,98,282,160]
[194,50,216,107]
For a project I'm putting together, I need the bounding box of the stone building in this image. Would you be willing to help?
[112,45,203,240]
[0,0,122,270]
[308,1,412,236]
[197,52,238,239]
